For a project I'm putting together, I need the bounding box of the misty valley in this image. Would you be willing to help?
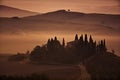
[0,5,120,80]
[0,34,120,80]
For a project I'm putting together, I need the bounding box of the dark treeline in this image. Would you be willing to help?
[29,34,107,63]
[32,34,119,80]
[7,34,120,80]
[0,74,49,80]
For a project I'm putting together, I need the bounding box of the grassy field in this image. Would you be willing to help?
[0,54,81,80]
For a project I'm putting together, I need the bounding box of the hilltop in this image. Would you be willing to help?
[0,5,38,17]
[0,9,120,35]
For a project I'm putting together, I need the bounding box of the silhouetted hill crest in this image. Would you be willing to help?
[24,9,120,22]
[0,5,38,17]
[24,9,85,20]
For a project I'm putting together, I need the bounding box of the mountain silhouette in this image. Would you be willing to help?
[0,5,38,17]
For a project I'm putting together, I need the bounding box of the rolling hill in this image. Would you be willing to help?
[0,9,120,35]
[84,52,120,79]
[0,5,38,17]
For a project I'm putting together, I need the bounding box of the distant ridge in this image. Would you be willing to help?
[0,5,39,17]
[23,9,120,31]
[24,9,120,20]
[24,9,85,19]
[0,9,120,35]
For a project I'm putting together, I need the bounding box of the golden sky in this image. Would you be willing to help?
[1,0,120,14]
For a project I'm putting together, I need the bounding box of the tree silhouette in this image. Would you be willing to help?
[62,38,65,47]
[89,35,93,44]
[103,39,107,52]
[79,34,83,42]
[75,34,78,41]
[54,36,57,41]
[85,34,88,44]
[30,45,43,61]
[29,34,108,63]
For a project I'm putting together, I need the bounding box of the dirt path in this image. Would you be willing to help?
[77,63,91,80]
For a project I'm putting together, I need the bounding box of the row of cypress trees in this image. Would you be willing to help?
[30,34,107,61]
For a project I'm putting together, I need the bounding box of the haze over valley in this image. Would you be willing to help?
[0,7,120,56]
[0,1,120,80]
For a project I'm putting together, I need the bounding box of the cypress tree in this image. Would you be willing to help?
[62,38,65,47]
[54,36,57,41]
[51,38,54,42]
[103,39,107,52]
[103,39,106,47]
[75,34,78,41]
[89,35,93,43]
[79,34,83,42]
[85,34,88,43]
[47,39,51,44]
[51,38,54,47]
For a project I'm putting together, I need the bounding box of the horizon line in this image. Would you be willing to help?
[1,4,120,15]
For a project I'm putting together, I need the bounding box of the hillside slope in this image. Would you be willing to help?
[84,52,120,79]
[0,5,38,17]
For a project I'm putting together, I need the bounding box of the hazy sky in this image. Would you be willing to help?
[1,0,120,14]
